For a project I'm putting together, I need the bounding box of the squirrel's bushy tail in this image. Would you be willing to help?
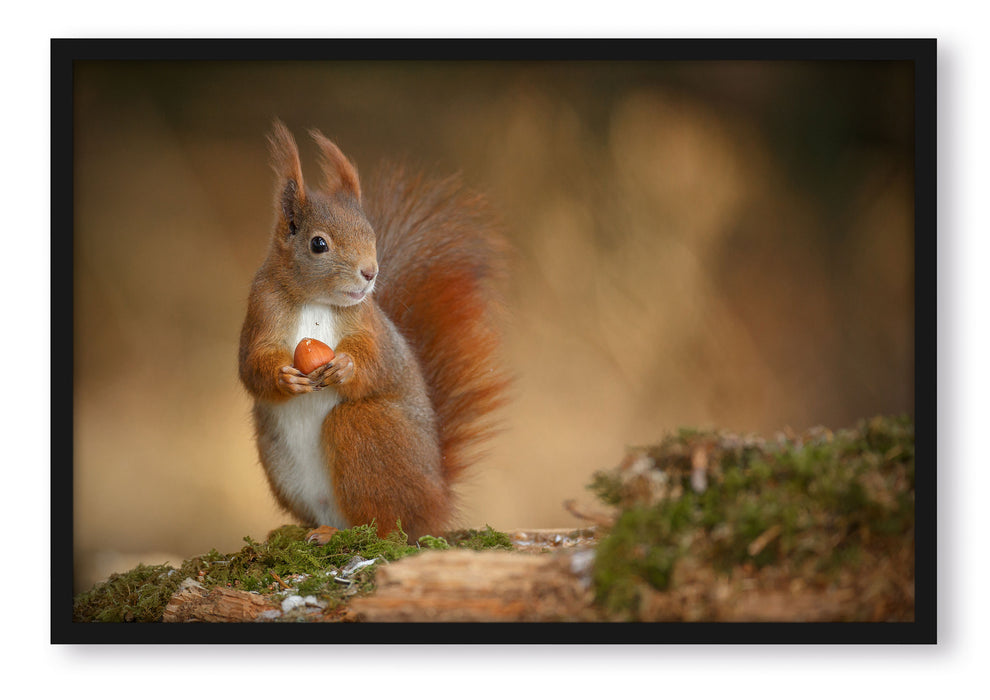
[365,166,511,485]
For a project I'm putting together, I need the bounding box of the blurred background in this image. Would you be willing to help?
[72,59,914,592]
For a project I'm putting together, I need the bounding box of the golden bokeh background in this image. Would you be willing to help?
[72,60,914,592]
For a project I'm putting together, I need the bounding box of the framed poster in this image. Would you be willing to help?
[54,38,934,644]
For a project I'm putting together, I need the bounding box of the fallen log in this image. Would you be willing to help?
[162,578,281,623]
[349,548,599,622]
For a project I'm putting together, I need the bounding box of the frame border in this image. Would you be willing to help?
[53,37,936,645]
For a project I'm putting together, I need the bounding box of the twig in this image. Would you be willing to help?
[563,499,615,527]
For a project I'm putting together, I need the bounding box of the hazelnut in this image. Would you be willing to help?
[293,337,336,374]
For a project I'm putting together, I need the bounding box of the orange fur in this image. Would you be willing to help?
[267,119,306,201]
[309,127,362,201]
[365,167,511,485]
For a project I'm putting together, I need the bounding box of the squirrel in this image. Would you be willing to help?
[238,119,509,543]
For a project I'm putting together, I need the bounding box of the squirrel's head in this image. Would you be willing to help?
[265,119,378,308]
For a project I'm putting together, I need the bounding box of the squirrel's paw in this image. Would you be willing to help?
[315,352,355,387]
[278,365,316,395]
[305,525,339,545]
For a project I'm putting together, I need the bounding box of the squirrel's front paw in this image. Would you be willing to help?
[278,365,316,395]
[314,352,355,388]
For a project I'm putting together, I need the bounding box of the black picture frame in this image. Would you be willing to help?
[53,37,936,645]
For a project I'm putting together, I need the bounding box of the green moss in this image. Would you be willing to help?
[73,522,410,622]
[589,415,915,619]
[72,563,186,623]
[588,471,624,506]
[592,503,689,612]
[416,535,451,550]
[74,520,517,622]
[444,525,514,551]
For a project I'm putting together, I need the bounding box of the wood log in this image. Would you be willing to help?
[348,549,599,622]
[162,578,282,623]
[160,529,602,623]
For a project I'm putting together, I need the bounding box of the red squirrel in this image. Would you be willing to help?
[238,120,509,542]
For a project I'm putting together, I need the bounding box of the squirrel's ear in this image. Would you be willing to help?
[309,128,361,202]
[267,119,306,225]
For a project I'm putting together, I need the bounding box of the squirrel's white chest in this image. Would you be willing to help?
[263,304,346,527]
[293,303,342,349]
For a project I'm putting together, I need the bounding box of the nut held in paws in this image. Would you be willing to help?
[293,338,336,374]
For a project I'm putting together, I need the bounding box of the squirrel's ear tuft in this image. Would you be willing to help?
[267,119,306,226]
[309,128,361,202]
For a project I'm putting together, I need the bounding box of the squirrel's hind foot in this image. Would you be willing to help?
[305,525,340,545]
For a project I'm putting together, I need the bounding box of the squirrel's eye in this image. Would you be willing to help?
[310,236,329,254]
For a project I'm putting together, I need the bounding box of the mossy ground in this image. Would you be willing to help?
[589,415,915,621]
[72,523,512,622]
[73,416,915,623]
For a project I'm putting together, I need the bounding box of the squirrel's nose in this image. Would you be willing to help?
[361,266,378,282]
